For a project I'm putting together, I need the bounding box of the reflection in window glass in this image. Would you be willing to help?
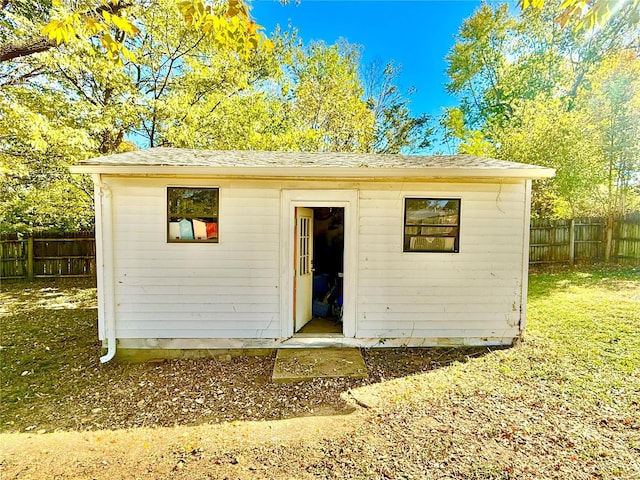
[404,198,460,252]
[167,187,219,243]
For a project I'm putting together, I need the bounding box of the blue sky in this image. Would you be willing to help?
[251,0,485,122]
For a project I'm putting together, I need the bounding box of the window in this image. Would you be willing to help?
[167,187,219,243]
[404,198,460,252]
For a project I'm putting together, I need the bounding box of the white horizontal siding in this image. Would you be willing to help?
[358,313,520,324]
[115,279,277,289]
[118,313,278,323]
[117,303,278,313]
[116,294,278,305]
[117,327,279,338]
[356,327,520,339]
[114,259,277,270]
[356,182,525,339]
[116,268,277,279]
[361,302,517,313]
[104,176,527,343]
[108,177,281,339]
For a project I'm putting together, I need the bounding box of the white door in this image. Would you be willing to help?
[294,207,314,331]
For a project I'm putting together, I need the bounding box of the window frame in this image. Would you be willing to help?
[403,197,461,253]
[166,186,219,243]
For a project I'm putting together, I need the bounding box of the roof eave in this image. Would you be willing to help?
[69,165,556,180]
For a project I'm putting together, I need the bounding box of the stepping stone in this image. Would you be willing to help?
[272,348,368,383]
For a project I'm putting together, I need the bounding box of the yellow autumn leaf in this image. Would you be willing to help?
[55,28,65,44]
[41,20,73,45]
[83,16,105,35]
[121,45,137,63]
[63,23,74,43]
[263,38,274,52]
[202,19,213,34]
[111,14,139,35]
[40,21,59,37]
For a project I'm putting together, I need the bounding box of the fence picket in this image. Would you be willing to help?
[1,232,96,279]
[530,214,640,266]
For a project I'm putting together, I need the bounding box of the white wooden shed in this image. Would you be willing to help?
[71,148,554,362]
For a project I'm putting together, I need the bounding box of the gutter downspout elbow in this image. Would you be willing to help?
[93,174,116,363]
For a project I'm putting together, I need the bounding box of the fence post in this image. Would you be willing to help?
[569,219,575,266]
[27,236,34,279]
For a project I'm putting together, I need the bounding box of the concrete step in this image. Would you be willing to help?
[271,348,368,383]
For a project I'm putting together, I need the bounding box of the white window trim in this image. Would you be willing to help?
[402,196,462,254]
[166,185,220,244]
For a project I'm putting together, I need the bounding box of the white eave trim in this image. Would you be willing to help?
[69,165,556,180]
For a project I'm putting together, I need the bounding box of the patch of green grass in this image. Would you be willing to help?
[351,265,639,479]
[0,279,103,430]
[526,267,639,409]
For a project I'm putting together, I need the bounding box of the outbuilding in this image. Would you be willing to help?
[71,148,554,362]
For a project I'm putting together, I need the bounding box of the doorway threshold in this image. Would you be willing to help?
[280,336,353,348]
[296,316,342,335]
[293,332,345,338]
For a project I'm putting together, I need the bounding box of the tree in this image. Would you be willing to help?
[445,4,516,130]
[581,52,640,258]
[0,76,97,233]
[520,0,640,29]
[126,0,277,148]
[362,60,432,154]
[283,40,375,153]
[0,0,270,64]
[442,1,639,222]
[491,97,604,218]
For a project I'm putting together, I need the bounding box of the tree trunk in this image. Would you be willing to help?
[604,214,614,262]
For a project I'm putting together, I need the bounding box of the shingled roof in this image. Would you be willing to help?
[71,147,555,179]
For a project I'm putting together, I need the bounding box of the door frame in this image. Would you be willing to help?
[280,189,358,339]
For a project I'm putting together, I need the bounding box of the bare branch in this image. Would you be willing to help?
[0,36,57,63]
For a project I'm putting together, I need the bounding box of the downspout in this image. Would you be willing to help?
[92,174,117,363]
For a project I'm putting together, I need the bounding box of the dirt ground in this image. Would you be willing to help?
[1,347,520,480]
[1,412,365,479]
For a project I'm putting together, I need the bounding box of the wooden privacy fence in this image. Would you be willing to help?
[530,215,640,266]
[1,232,96,280]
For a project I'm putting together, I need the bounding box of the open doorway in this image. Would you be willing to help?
[294,206,345,335]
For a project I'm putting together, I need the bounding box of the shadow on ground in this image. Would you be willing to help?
[528,263,640,299]
[1,278,500,433]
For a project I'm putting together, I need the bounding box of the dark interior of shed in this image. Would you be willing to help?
[308,207,344,331]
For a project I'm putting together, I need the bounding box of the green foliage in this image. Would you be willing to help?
[492,97,605,218]
[440,107,495,158]
[580,51,640,218]
[442,2,640,218]
[446,4,516,129]
[0,79,97,234]
[521,0,640,30]
[286,40,375,152]
[363,60,432,154]
[1,1,431,234]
